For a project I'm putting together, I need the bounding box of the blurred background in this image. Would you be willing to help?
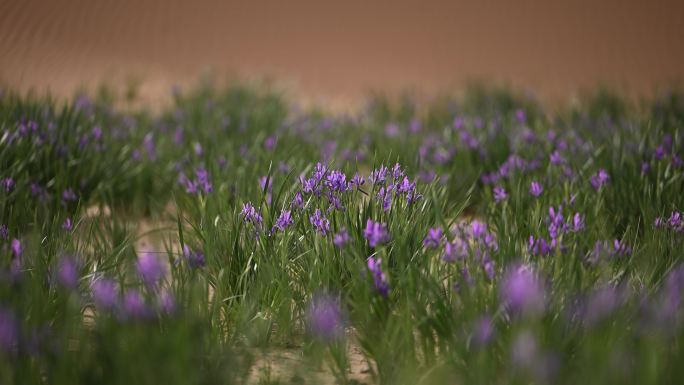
[1,0,682,108]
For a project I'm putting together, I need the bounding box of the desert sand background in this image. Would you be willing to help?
[1,0,683,108]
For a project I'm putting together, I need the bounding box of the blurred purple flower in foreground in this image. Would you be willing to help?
[91,279,118,309]
[500,264,546,316]
[0,307,18,353]
[136,252,166,286]
[123,290,148,319]
[307,293,344,341]
[472,315,495,348]
[56,256,79,289]
[11,239,22,258]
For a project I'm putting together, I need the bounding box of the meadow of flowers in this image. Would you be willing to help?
[1,84,683,384]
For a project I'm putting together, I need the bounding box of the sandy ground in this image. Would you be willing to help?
[1,0,683,110]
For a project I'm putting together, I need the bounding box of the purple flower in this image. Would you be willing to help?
[385,122,400,137]
[326,170,348,192]
[56,256,79,289]
[143,133,156,161]
[369,165,389,185]
[241,202,263,229]
[641,162,651,175]
[376,186,392,212]
[0,308,18,353]
[549,151,565,165]
[612,239,632,257]
[483,258,496,280]
[493,186,508,202]
[273,210,294,233]
[62,188,78,203]
[570,213,585,232]
[290,192,304,209]
[0,224,8,240]
[590,169,610,191]
[363,219,390,248]
[583,285,623,326]
[195,167,212,194]
[333,229,351,248]
[472,315,494,347]
[11,239,21,259]
[307,293,344,341]
[349,173,365,189]
[136,252,166,286]
[528,236,555,257]
[367,256,389,296]
[194,142,203,156]
[258,176,272,204]
[264,135,277,151]
[157,289,176,314]
[183,245,205,269]
[668,212,682,227]
[309,209,330,236]
[547,206,566,239]
[500,264,546,315]
[515,109,527,123]
[62,217,73,231]
[409,118,422,134]
[443,239,468,262]
[423,227,443,248]
[91,279,118,309]
[2,178,15,193]
[123,290,148,319]
[529,181,544,197]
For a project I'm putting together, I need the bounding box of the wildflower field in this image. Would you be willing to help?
[1,84,684,384]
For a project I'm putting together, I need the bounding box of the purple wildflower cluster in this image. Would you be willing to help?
[423,227,443,248]
[369,164,421,211]
[309,209,331,236]
[240,202,263,230]
[481,154,540,185]
[425,220,498,284]
[182,245,205,269]
[180,167,213,194]
[272,210,294,233]
[2,177,15,193]
[528,206,584,257]
[363,219,390,248]
[585,239,632,265]
[654,211,684,233]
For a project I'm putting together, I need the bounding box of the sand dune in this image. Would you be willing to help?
[1,0,683,106]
